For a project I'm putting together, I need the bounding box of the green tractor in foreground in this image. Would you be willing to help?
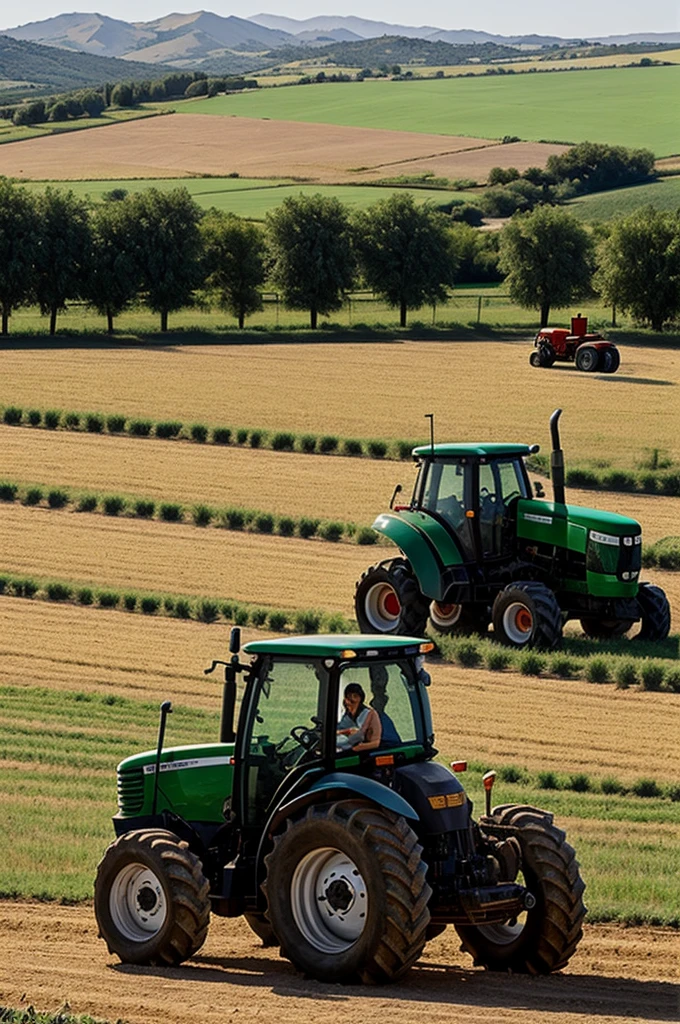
[355,410,671,648]
[95,631,586,983]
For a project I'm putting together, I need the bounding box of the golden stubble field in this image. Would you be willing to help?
[2,340,678,470]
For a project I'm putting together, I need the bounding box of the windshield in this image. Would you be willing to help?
[337,660,424,752]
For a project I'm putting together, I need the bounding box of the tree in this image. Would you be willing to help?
[129,188,204,332]
[201,210,266,329]
[33,188,91,335]
[0,178,39,335]
[354,194,457,327]
[546,142,655,195]
[498,206,595,328]
[84,197,142,333]
[595,207,680,331]
[266,194,355,329]
[111,82,134,107]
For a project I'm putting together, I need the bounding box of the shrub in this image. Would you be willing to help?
[660,472,680,497]
[631,777,662,798]
[212,427,232,445]
[568,773,591,792]
[47,489,69,509]
[134,500,155,518]
[103,495,125,516]
[27,409,42,427]
[0,482,18,501]
[665,668,680,693]
[277,516,296,537]
[356,526,377,545]
[499,765,523,783]
[249,430,262,448]
[272,432,295,451]
[175,599,192,619]
[192,504,213,527]
[98,591,119,608]
[254,513,275,533]
[397,440,413,460]
[318,521,344,542]
[123,593,137,611]
[251,607,268,627]
[551,655,577,679]
[537,770,559,789]
[456,640,482,668]
[106,414,126,433]
[64,412,80,429]
[343,439,363,457]
[639,472,659,494]
[585,658,610,684]
[155,421,183,439]
[141,596,160,615]
[44,410,61,430]
[601,776,625,795]
[327,613,351,633]
[222,507,246,530]
[319,435,338,454]
[198,600,219,623]
[163,597,175,613]
[159,503,183,522]
[77,587,93,605]
[294,609,321,633]
[46,582,72,601]
[23,487,44,506]
[77,494,98,513]
[190,423,208,443]
[268,611,288,631]
[300,434,317,453]
[128,420,152,437]
[615,661,638,688]
[640,662,665,691]
[13,577,38,598]
[668,784,680,802]
[367,440,387,459]
[0,576,7,594]
[234,606,250,626]
[565,467,599,488]
[298,517,320,539]
[236,429,249,444]
[3,406,22,425]
[486,648,512,671]
[602,470,637,492]
[85,414,104,433]
[221,601,235,620]
[519,652,545,676]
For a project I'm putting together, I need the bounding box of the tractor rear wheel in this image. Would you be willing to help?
[429,601,489,636]
[636,583,671,641]
[575,345,600,372]
[491,582,562,649]
[263,800,431,984]
[94,829,210,965]
[456,805,586,974]
[580,616,634,639]
[355,559,429,636]
[601,347,620,373]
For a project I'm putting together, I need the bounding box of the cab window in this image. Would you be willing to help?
[421,461,475,560]
[337,661,422,751]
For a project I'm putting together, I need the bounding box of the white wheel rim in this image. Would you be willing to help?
[430,601,463,629]
[109,862,167,941]
[501,602,534,645]
[363,582,401,631]
[291,847,368,953]
[477,910,528,946]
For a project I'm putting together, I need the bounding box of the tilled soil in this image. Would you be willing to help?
[0,903,677,1024]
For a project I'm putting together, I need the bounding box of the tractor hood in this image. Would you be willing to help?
[519,499,640,537]
[116,743,235,823]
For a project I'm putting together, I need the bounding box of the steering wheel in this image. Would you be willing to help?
[290,724,320,750]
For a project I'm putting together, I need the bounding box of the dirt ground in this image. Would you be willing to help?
[0,903,677,1024]
[0,114,569,182]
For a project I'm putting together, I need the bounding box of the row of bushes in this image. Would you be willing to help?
[0,480,379,545]
[0,404,416,461]
[490,762,679,801]
[436,634,680,693]
[642,537,680,571]
[526,453,680,498]
[0,573,352,634]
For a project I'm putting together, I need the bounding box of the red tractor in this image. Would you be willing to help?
[530,315,620,373]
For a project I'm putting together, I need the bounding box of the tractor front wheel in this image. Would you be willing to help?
[575,345,600,372]
[94,829,210,965]
[636,583,671,641]
[355,559,429,636]
[491,582,562,649]
[456,804,586,973]
[429,601,489,636]
[263,800,431,983]
[601,347,620,373]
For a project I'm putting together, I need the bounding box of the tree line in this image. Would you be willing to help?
[0,177,679,336]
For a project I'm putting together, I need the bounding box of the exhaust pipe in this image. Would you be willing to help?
[550,408,566,506]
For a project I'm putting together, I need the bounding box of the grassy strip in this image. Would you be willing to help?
[0,478,380,546]
[527,452,680,498]
[0,1009,110,1024]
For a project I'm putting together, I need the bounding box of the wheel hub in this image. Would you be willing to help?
[364,582,401,631]
[291,848,368,952]
[323,877,355,913]
[501,601,535,645]
[109,863,168,941]
[430,600,463,629]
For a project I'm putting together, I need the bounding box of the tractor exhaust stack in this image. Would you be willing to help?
[550,408,566,506]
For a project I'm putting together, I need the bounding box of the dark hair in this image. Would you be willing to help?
[344,683,366,702]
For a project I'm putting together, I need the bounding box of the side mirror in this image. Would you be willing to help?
[390,483,403,509]
[229,627,241,654]
[533,481,545,498]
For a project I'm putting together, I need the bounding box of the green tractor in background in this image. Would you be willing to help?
[94,631,586,984]
[355,410,671,648]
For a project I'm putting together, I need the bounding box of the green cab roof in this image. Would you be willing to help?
[243,634,427,657]
[411,443,534,459]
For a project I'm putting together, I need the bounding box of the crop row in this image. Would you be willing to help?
[474,761,680,803]
[527,453,680,497]
[0,480,380,546]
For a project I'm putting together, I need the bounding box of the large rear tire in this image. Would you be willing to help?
[94,829,210,965]
[491,582,562,649]
[575,345,600,372]
[636,583,671,641]
[263,800,431,984]
[456,805,586,974]
[355,558,429,636]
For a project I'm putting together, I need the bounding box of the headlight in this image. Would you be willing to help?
[590,530,619,547]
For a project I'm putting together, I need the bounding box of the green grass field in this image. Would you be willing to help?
[154,65,680,156]
[568,174,680,222]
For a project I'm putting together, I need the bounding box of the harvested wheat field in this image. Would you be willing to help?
[0,114,569,184]
[1,596,678,780]
[2,341,677,470]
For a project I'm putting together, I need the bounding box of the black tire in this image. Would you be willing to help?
[600,347,620,373]
[429,600,489,636]
[575,345,600,372]
[636,583,671,641]
[263,800,431,984]
[244,912,277,947]
[456,805,586,974]
[580,617,634,639]
[94,828,210,965]
[355,558,429,636]
[491,582,562,649]
[529,351,542,368]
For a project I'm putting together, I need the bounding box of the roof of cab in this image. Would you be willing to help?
[412,443,533,459]
[243,634,427,657]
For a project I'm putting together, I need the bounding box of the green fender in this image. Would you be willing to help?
[269,771,419,831]
[372,510,464,601]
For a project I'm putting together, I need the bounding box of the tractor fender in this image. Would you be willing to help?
[372,511,462,600]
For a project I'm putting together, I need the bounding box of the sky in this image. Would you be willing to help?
[1,0,679,36]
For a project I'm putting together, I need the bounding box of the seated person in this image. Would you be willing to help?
[337,683,382,752]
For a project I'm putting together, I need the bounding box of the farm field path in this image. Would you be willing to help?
[0,904,676,1024]
[2,597,678,780]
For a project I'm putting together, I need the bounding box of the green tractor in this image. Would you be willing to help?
[94,630,586,984]
[355,410,671,648]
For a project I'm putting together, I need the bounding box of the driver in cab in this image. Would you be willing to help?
[336,682,382,753]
